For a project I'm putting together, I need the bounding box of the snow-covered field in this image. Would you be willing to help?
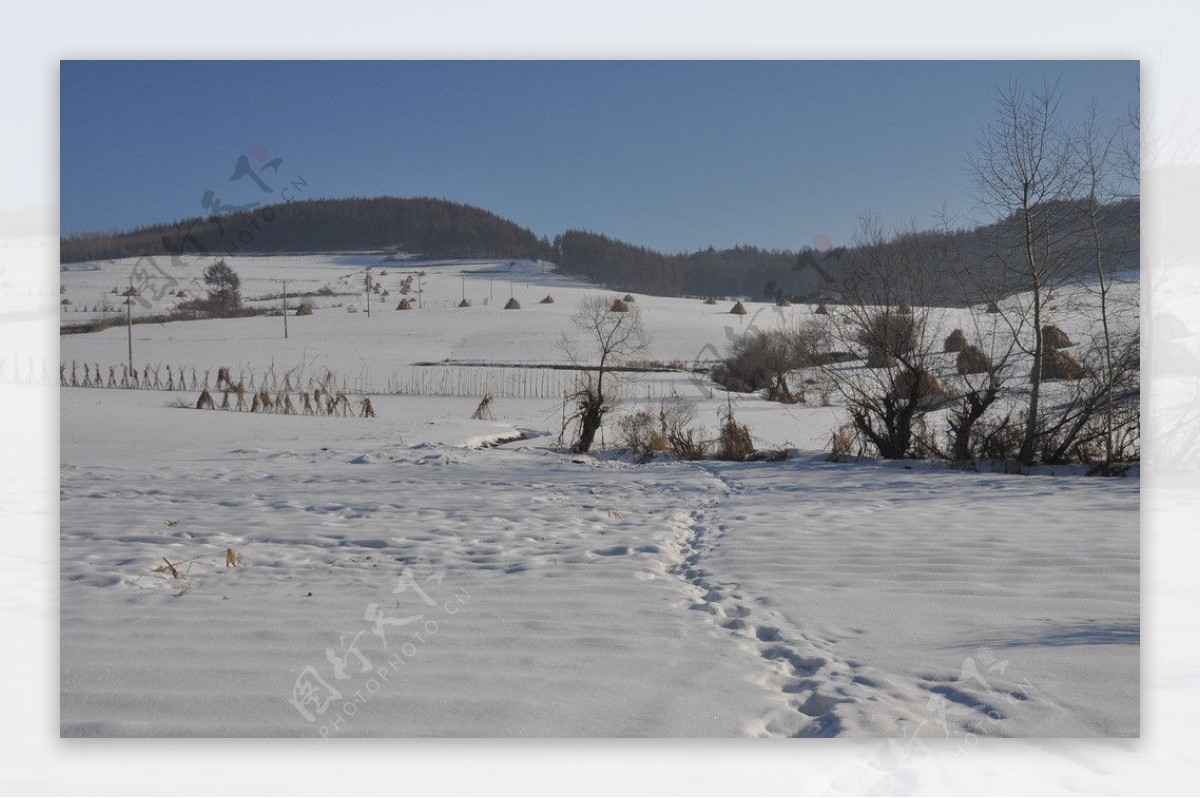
[59,255,1139,737]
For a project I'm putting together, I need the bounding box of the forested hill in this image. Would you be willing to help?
[554,198,1139,305]
[59,197,557,264]
[62,195,1138,307]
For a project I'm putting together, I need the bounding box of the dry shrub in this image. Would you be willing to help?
[944,328,968,353]
[1040,348,1086,380]
[1042,324,1073,349]
[668,427,708,460]
[470,394,494,420]
[956,345,994,375]
[504,297,521,310]
[730,301,748,315]
[716,406,755,461]
[617,409,662,462]
[974,415,1023,460]
[829,422,859,462]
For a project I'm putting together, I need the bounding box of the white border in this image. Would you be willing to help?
[3,1,1198,794]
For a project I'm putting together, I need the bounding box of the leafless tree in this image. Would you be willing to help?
[822,218,955,459]
[967,80,1087,465]
[559,295,650,453]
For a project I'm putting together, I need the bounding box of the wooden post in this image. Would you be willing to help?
[282,279,289,339]
[125,280,134,375]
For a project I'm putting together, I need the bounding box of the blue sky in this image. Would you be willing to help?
[60,60,1138,252]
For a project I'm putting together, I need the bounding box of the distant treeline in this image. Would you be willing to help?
[552,230,844,301]
[60,197,556,264]
[61,195,1139,307]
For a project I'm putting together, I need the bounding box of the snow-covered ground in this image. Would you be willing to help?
[58,254,1139,737]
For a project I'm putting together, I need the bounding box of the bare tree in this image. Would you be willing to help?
[967,80,1085,465]
[1077,103,1140,463]
[712,319,830,402]
[560,296,650,453]
[823,218,954,459]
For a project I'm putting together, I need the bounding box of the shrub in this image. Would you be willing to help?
[617,409,662,463]
[716,405,755,461]
[829,422,859,462]
[944,328,968,353]
[668,428,708,460]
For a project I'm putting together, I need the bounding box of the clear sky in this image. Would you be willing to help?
[60,60,1138,252]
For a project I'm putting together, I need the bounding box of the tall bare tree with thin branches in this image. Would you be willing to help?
[968,80,1084,465]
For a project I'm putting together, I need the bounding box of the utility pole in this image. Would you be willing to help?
[281,279,288,339]
[364,269,372,318]
[125,280,134,376]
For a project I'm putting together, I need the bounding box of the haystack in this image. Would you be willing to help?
[622,294,636,303]
[610,298,630,313]
[944,328,968,353]
[956,345,994,375]
[985,300,1000,314]
[195,389,215,410]
[865,347,897,368]
[504,297,521,310]
[539,294,555,304]
[730,301,748,315]
[1040,348,1086,380]
[296,301,314,315]
[1041,324,1073,349]
[895,367,947,403]
[815,303,829,315]
[704,297,718,305]
[777,298,792,307]
[395,298,412,310]
[458,298,472,308]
